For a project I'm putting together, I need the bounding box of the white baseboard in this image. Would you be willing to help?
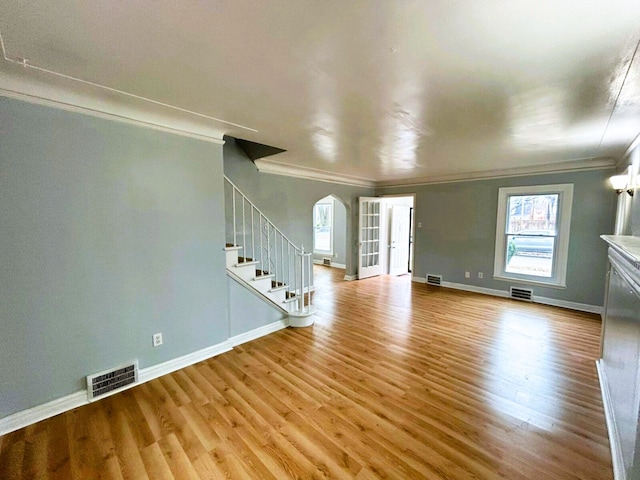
[138,341,233,384]
[596,360,625,480]
[414,278,602,314]
[344,274,358,281]
[533,295,602,314]
[442,280,509,299]
[229,319,289,347]
[0,334,263,436]
[1,317,289,436]
[0,391,89,437]
[313,259,346,269]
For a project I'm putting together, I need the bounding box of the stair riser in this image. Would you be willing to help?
[225,250,239,268]
[229,264,258,282]
[251,278,274,294]
[265,289,286,305]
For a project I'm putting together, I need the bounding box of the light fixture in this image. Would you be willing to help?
[610,174,634,196]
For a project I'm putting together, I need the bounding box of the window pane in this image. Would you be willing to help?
[506,194,558,235]
[314,226,331,251]
[505,234,554,277]
[315,204,332,227]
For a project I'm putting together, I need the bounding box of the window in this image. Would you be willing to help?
[494,184,573,288]
[314,200,333,253]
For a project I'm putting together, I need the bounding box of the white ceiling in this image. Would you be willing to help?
[1,1,640,186]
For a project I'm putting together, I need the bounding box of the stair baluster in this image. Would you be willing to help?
[224,176,315,321]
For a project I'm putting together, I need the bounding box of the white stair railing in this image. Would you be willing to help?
[224,176,313,312]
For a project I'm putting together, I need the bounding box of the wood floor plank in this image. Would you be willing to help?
[46,414,71,480]
[108,410,150,480]
[158,434,200,480]
[20,430,47,480]
[0,266,613,479]
[140,442,175,480]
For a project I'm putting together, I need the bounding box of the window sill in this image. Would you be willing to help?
[493,275,567,290]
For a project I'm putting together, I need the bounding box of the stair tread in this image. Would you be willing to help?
[253,274,275,281]
[234,261,259,267]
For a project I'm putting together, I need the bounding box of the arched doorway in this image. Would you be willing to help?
[311,194,348,272]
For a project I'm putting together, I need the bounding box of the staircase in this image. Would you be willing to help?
[224,176,316,327]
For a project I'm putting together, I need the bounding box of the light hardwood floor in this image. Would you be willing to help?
[0,266,612,479]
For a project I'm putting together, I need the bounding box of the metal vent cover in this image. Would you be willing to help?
[87,360,138,401]
[323,257,332,266]
[426,274,442,286]
[510,286,533,302]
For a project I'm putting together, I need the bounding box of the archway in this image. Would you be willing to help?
[311,194,348,274]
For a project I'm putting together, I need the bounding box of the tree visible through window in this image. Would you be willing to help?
[494,184,573,287]
[314,201,333,253]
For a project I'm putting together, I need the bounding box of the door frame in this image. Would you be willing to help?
[357,194,416,280]
[379,194,416,276]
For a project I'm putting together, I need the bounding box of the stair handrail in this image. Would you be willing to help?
[224,175,313,313]
[224,176,302,254]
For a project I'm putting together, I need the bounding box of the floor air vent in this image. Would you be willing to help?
[510,286,533,302]
[323,257,332,266]
[426,274,442,286]
[87,360,138,401]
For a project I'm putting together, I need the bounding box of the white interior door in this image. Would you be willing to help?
[358,197,382,279]
[389,205,411,276]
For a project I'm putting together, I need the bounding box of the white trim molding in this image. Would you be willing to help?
[229,319,289,347]
[412,277,601,314]
[137,341,233,384]
[257,157,616,190]
[376,158,616,188]
[0,318,292,436]
[533,295,602,314]
[254,159,376,188]
[493,183,574,289]
[313,259,346,269]
[0,391,89,438]
[0,67,228,145]
[596,360,625,480]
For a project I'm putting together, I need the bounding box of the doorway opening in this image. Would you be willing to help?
[358,195,415,279]
[312,195,347,271]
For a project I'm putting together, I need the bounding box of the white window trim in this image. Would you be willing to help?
[313,199,334,255]
[493,184,573,289]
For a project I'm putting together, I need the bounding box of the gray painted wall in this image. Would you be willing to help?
[223,137,375,276]
[228,276,285,336]
[380,169,616,306]
[333,199,347,265]
[0,97,229,418]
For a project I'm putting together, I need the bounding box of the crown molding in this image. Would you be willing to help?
[375,158,617,188]
[0,66,227,145]
[256,157,616,189]
[619,132,640,167]
[254,159,376,188]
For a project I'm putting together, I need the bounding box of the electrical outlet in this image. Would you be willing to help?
[152,332,163,347]
[464,271,470,278]
[478,272,484,279]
